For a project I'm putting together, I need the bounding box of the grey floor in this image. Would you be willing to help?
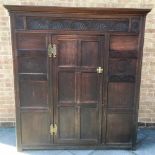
[0,128,155,155]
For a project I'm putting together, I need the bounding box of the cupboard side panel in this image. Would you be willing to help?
[10,13,22,151]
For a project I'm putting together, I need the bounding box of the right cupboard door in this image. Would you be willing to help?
[106,35,139,144]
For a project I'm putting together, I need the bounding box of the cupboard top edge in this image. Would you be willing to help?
[4,5,151,15]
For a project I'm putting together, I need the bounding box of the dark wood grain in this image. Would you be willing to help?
[109,58,137,76]
[108,82,135,108]
[106,113,133,143]
[5,5,150,150]
[53,35,103,145]
[80,107,98,141]
[19,80,48,107]
[58,107,76,141]
[18,52,47,73]
[15,15,24,30]
[4,5,151,15]
[58,40,78,66]
[81,41,99,67]
[16,33,47,50]
[110,35,138,51]
[21,112,50,145]
[58,72,75,103]
[80,73,98,103]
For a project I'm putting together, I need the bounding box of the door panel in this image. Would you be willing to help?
[108,82,135,108]
[58,40,78,66]
[58,107,76,140]
[81,41,99,67]
[78,37,102,144]
[52,35,103,144]
[16,33,47,50]
[53,36,78,144]
[80,107,98,141]
[21,112,50,145]
[80,72,98,103]
[20,80,48,107]
[18,51,47,73]
[109,59,136,76]
[58,72,75,103]
[106,113,133,143]
[110,35,138,51]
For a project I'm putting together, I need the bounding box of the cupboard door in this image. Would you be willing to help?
[52,35,103,144]
[17,33,52,145]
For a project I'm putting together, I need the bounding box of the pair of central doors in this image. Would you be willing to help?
[20,34,105,146]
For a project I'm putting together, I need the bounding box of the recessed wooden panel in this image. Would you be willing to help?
[19,74,47,81]
[110,36,138,51]
[58,107,75,139]
[110,50,137,58]
[80,107,98,140]
[81,41,99,67]
[80,73,98,103]
[109,58,136,76]
[21,112,50,145]
[15,15,24,30]
[106,113,132,143]
[108,83,135,108]
[131,18,140,33]
[18,53,47,73]
[58,72,75,102]
[58,40,77,66]
[20,80,48,107]
[16,33,46,50]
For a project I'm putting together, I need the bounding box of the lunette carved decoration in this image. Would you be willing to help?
[26,17,129,32]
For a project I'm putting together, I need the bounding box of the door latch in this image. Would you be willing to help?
[48,44,57,58]
[97,67,103,74]
[50,124,57,136]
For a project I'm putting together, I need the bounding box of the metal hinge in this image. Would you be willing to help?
[48,43,57,58]
[50,124,57,135]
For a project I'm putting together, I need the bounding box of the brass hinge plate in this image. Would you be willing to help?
[48,43,53,57]
[48,43,57,58]
[50,124,57,136]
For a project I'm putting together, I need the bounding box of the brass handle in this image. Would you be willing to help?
[48,43,53,57]
[97,67,103,74]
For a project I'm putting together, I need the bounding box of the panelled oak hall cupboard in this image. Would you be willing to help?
[4,5,150,151]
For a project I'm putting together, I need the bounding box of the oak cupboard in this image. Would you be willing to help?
[4,5,150,151]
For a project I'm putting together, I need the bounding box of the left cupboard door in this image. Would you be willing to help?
[16,33,53,147]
